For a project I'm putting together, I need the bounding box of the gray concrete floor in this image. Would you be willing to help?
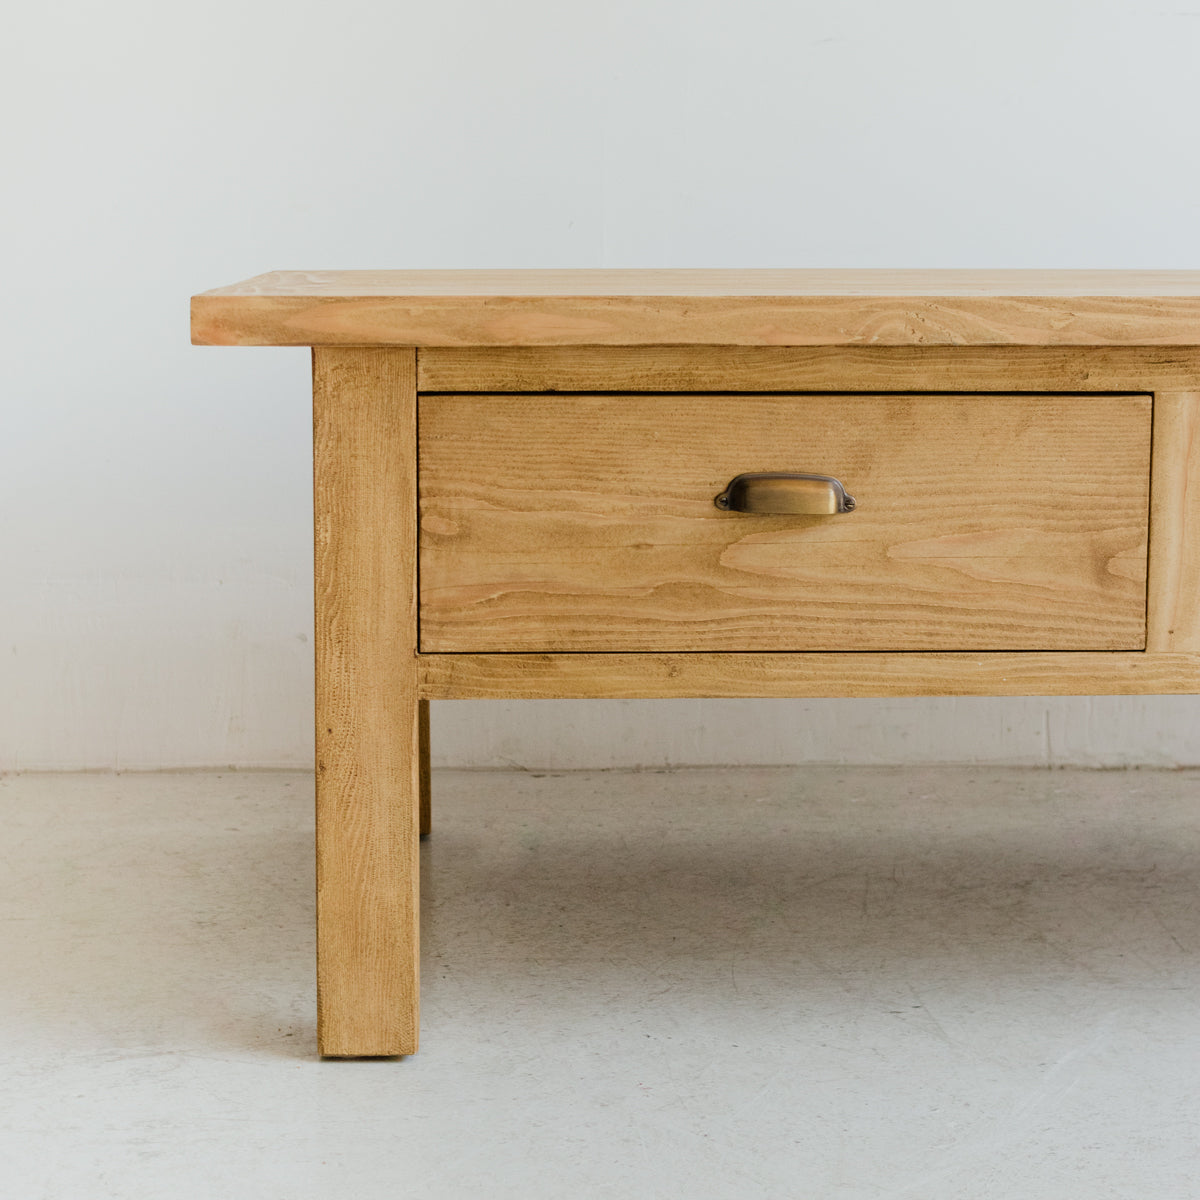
[3,767,1200,1198]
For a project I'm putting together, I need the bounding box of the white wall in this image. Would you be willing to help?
[4,0,1200,770]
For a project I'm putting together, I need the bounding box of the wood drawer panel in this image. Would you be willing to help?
[418,393,1151,652]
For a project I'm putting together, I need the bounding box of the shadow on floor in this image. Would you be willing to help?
[5,768,1200,1058]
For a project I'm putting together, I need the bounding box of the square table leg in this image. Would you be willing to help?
[419,699,431,838]
[313,347,420,1057]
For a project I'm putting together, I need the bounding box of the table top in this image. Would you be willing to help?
[191,269,1200,347]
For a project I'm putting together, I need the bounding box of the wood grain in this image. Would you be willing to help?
[419,393,1151,653]
[418,651,1200,700]
[191,270,1200,347]
[1147,392,1200,651]
[314,347,419,1057]
[419,345,1200,395]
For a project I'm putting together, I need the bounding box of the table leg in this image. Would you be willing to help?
[419,700,432,837]
[313,347,420,1057]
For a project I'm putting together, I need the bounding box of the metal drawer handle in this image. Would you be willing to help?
[714,472,856,515]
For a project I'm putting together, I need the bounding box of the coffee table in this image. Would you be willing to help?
[192,270,1200,1056]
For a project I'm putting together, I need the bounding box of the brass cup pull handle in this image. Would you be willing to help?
[714,472,856,515]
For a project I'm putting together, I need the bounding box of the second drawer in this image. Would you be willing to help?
[418,392,1151,652]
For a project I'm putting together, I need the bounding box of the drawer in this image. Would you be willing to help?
[418,393,1151,652]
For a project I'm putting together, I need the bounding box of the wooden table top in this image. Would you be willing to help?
[192,269,1200,347]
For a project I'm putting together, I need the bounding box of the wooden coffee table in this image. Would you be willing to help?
[192,270,1200,1056]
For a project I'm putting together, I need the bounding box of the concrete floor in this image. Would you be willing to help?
[3,768,1200,1198]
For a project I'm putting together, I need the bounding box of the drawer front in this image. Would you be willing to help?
[418,393,1151,652]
